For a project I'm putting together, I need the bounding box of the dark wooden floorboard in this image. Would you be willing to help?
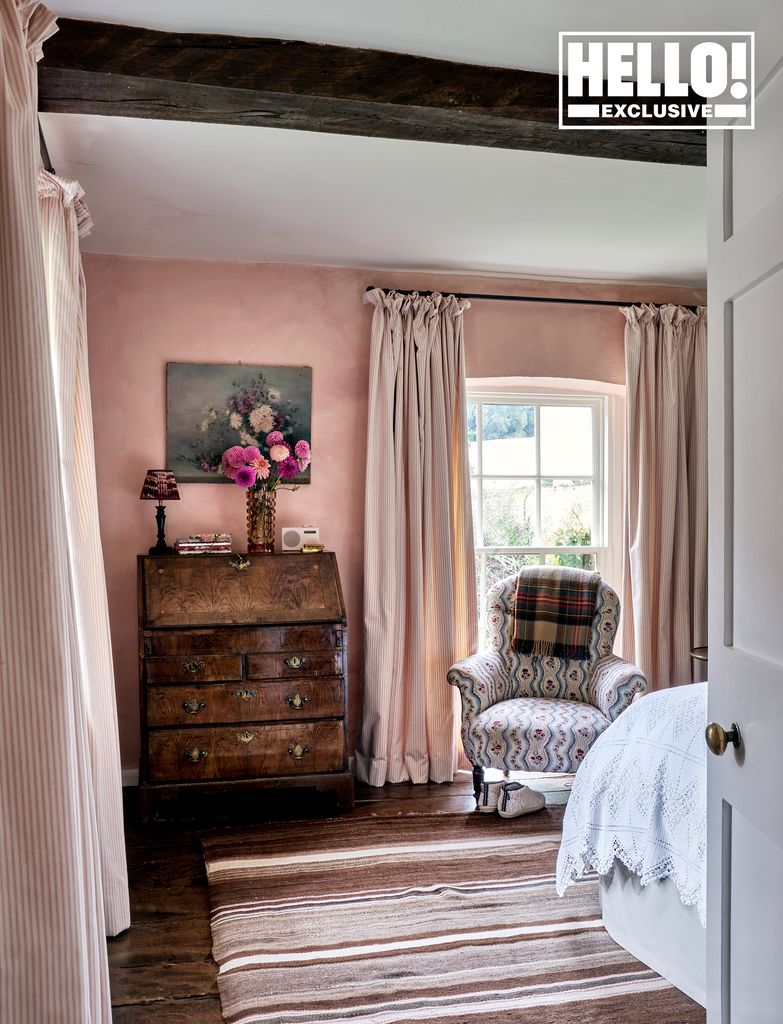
[112,995,224,1023]
[110,774,482,1015]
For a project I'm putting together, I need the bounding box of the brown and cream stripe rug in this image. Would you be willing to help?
[202,812,705,1024]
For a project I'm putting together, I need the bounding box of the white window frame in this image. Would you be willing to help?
[468,386,622,644]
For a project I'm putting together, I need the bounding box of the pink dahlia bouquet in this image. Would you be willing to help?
[222,433,311,492]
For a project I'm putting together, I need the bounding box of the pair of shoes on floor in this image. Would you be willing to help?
[477,778,546,817]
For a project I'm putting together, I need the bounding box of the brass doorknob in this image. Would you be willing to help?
[705,721,741,756]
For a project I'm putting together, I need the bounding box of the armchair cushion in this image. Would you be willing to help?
[468,697,611,774]
[589,655,647,721]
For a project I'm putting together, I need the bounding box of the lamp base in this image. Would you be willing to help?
[149,502,174,556]
[149,542,175,556]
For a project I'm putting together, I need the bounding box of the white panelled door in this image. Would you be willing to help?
[707,13,783,1023]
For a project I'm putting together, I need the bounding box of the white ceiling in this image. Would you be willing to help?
[49,0,775,73]
[43,0,766,283]
[41,113,707,284]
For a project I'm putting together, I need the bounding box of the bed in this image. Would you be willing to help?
[556,682,707,1007]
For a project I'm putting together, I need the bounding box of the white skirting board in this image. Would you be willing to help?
[600,861,706,1008]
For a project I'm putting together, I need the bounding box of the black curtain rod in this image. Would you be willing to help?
[365,285,698,312]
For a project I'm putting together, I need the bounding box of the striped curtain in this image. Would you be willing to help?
[39,168,130,935]
[0,4,127,1022]
[355,289,478,786]
[621,304,708,690]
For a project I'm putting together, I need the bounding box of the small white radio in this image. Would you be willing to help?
[281,526,321,552]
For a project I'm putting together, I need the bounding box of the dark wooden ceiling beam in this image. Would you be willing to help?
[38,19,705,166]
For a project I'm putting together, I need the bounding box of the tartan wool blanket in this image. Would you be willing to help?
[511,566,601,660]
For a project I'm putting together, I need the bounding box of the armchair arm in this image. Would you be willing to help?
[447,651,513,719]
[589,655,648,721]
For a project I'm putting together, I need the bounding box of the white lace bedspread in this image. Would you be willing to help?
[556,682,707,924]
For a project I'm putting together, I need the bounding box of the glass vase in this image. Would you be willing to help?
[246,487,276,554]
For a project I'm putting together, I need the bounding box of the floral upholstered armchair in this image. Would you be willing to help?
[448,569,647,802]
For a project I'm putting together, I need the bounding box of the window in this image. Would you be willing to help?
[468,391,612,645]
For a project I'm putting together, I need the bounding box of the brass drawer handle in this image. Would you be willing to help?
[236,730,256,744]
[182,698,206,715]
[183,660,205,675]
[286,693,309,710]
[284,655,306,670]
[228,555,251,572]
[183,747,209,763]
[287,743,310,760]
[235,688,258,701]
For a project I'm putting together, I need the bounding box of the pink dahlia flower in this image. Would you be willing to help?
[266,431,285,447]
[235,465,257,488]
[269,444,290,462]
[251,455,271,480]
[221,449,238,479]
[243,445,261,464]
[297,457,310,473]
[224,445,246,470]
[294,439,310,461]
[277,455,300,479]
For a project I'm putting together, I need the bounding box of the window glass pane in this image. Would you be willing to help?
[541,478,592,546]
[467,402,478,474]
[544,552,597,571]
[482,479,535,547]
[540,405,593,476]
[482,403,536,475]
[486,552,541,593]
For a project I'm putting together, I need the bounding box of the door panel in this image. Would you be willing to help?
[731,65,783,232]
[729,810,783,1024]
[707,12,783,1020]
[732,273,783,666]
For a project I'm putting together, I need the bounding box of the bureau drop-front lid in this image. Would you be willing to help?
[140,552,346,628]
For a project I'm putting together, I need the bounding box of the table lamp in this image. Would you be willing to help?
[140,470,180,555]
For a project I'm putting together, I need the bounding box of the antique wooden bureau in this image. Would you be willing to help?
[137,551,354,819]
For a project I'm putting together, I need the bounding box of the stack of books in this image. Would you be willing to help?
[175,533,232,556]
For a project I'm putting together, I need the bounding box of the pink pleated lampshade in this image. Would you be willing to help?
[140,470,180,502]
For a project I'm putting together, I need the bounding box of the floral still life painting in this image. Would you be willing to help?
[166,363,312,484]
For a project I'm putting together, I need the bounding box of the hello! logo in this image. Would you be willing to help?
[559,32,754,130]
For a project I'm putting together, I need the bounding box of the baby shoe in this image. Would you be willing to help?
[476,778,506,813]
[497,782,546,818]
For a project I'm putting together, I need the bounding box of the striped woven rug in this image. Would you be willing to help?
[202,812,704,1024]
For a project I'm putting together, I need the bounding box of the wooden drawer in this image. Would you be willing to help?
[147,678,345,727]
[145,654,241,684]
[147,721,344,781]
[141,553,345,627]
[147,624,341,656]
[247,651,342,680]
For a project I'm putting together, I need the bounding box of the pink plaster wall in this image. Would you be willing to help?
[83,254,705,770]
